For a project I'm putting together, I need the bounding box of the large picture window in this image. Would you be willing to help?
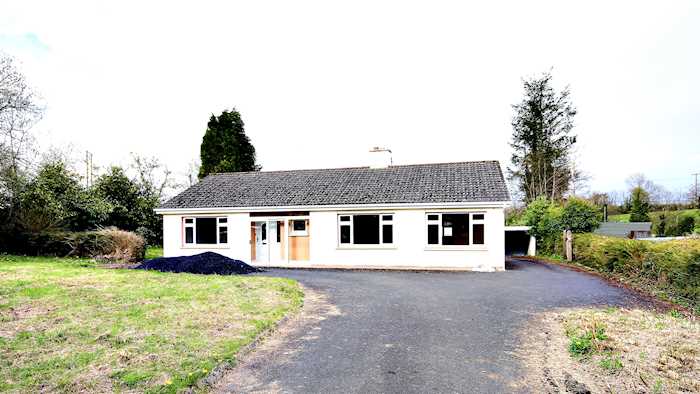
[426,212,485,246]
[338,214,394,246]
[183,217,229,245]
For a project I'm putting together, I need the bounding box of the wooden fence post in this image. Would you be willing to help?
[564,229,573,262]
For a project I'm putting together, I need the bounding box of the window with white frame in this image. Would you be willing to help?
[426,212,485,246]
[338,214,393,245]
[183,217,228,245]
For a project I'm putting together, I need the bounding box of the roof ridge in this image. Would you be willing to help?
[208,160,501,177]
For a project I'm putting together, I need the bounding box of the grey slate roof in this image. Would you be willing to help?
[594,222,652,238]
[160,161,510,209]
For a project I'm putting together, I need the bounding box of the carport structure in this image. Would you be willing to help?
[505,225,535,256]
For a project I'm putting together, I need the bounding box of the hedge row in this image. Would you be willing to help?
[573,233,700,312]
[0,228,146,262]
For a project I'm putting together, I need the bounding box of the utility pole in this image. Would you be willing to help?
[85,151,94,188]
[693,172,700,208]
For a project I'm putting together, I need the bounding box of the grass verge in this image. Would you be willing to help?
[523,307,700,393]
[0,255,302,393]
[145,246,163,260]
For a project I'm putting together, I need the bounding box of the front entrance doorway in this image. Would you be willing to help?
[252,220,285,264]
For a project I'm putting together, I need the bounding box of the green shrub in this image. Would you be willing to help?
[573,234,700,311]
[678,216,695,235]
[523,197,563,255]
[560,197,601,233]
[654,212,698,236]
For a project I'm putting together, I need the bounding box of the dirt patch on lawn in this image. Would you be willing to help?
[521,307,700,393]
[208,287,340,393]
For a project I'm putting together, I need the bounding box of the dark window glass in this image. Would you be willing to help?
[293,220,306,231]
[261,223,267,241]
[427,214,439,221]
[428,224,439,244]
[219,226,228,244]
[382,215,393,221]
[442,214,469,245]
[382,224,393,244]
[218,217,227,223]
[276,222,281,242]
[353,215,379,244]
[473,224,484,245]
[472,214,484,220]
[340,225,351,244]
[185,227,194,244]
[340,216,351,222]
[196,217,217,244]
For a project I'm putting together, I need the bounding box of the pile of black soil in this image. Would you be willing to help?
[135,252,263,275]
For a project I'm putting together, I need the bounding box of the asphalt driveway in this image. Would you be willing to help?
[218,259,650,393]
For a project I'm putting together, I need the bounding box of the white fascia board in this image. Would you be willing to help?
[155,201,512,215]
[505,225,532,231]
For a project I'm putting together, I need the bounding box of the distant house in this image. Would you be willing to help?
[594,222,652,239]
[156,160,511,271]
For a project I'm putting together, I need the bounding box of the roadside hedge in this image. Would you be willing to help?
[573,233,700,312]
[0,228,146,262]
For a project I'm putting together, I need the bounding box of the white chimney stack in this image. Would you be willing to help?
[369,147,392,169]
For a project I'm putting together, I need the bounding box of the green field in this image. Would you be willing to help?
[0,255,302,393]
[609,209,699,225]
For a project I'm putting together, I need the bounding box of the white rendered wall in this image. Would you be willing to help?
[309,208,505,271]
[161,207,505,271]
[162,213,250,260]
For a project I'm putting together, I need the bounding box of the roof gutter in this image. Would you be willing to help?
[155,200,512,215]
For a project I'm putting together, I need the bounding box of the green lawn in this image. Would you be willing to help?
[0,255,302,393]
[145,246,163,259]
[608,213,630,222]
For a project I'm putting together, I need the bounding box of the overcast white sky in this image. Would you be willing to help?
[2,1,699,196]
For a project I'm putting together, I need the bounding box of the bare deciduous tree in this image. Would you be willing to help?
[130,153,180,202]
[0,54,42,170]
[625,173,668,204]
[0,53,44,223]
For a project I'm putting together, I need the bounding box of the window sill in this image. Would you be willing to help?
[424,246,487,251]
[337,245,397,250]
[182,244,230,249]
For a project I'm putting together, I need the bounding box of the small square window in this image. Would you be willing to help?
[472,214,484,220]
[427,214,439,221]
[218,217,228,223]
[185,218,194,224]
[293,220,306,231]
[340,216,351,222]
[382,215,393,221]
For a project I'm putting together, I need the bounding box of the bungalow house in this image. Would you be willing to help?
[156,160,511,271]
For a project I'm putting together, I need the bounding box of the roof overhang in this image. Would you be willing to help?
[155,200,512,215]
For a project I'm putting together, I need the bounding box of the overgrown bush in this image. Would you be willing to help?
[522,197,601,255]
[560,197,600,233]
[573,233,700,312]
[0,229,145,262]
[653,211,698,236]
[522,197,563,255]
